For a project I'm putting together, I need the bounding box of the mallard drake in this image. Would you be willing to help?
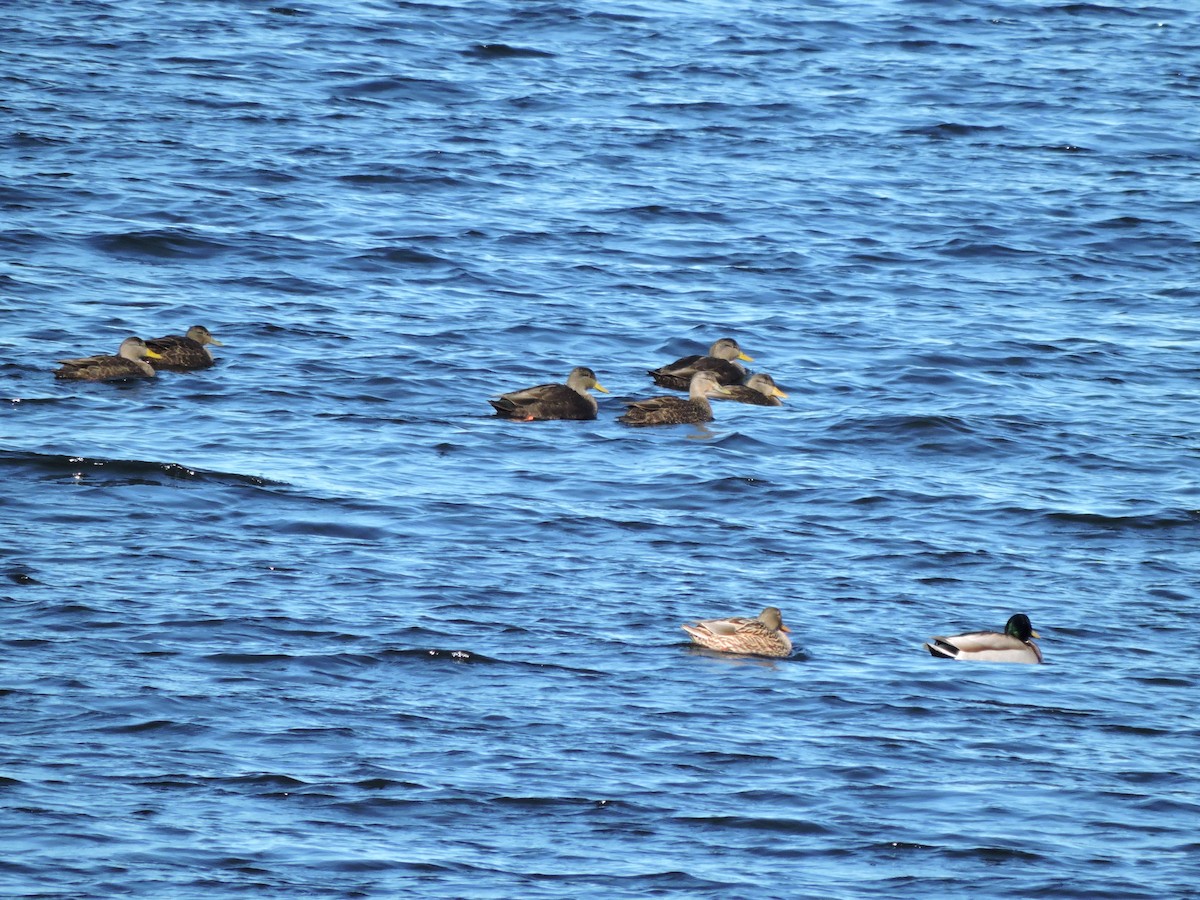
[54,337,163,381]
[648,337,753,390]
[924,613,1043,664]
[713,372,788,406]
[146,325,224,370]
[682,606,793,658]
[618,371,728,426]
[489,366,609,421]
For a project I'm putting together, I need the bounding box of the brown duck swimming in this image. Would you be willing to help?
[682,606,793,658]
[924,613,1043,664]
[54,337,163,381]
[619,371,728,426]
[648,337,753,390]
[146,325,224,370]
[489,366,609,421]
[713,372,788,406]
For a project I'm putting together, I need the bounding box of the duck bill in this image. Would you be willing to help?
[594,383,610,394]
[143,349,164,359]
[780,624,791,633]
[738,352,754,362]
[1030,630,1041,639]
[773,388,789,398]
[209,338,225,346]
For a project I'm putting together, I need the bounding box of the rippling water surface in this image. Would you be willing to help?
[4,0,1199,896]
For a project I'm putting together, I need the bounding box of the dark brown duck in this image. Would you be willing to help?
[489,366,609,421]
[713,372,788,406]
[146,325,224,370]
[619,371,728,426]
[647,337,752,391]
[54,336,163,381]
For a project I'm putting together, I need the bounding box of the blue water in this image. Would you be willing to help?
[4,0,1200,896]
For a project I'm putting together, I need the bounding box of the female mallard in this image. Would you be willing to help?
[648,337,753,390]
[682,606,793,658]
[489,366,609,421]
[619,371,728,426]
[713,372,788,406]
[924,613,1043,664]
[146,325,224,370]
[54,337,163,381]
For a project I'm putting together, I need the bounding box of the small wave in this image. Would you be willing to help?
[1041,142,1090,152]
[378,648,604,676]
[1042,508,1200,531]
[832,413,974,434]
[879,840,938,851]
[99,719,202,735]
[275,520,392,541]
[931,238,1037,258]
[0,450,283,488]
[676,814,833,835]
[225,773,308,789]
[489,794,618,810]
[331,76,476,104]
[595,204,732,223]
[1050,3,1148,19]
[204,652,293,665]
[353,777,425,790]
[349,245,458,268]
[523,870,727,889]
[706,431,776,452]
[944,844,1045,863]
[336,168,463,187]
[902,122,1007,139]
[199,647,582,675]
[376,647,506,666]
[86,229,232,262]
[1134,675,1193,688]
[465,43,555,59]
[823,413,997,454]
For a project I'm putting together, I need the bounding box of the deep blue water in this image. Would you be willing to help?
[4,0,1200,896]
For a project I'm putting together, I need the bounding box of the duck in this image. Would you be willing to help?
[682,606,793,658]
[54,337,163,381]
[618,371,728,426]
[924,613,1043,664]
[648,337,753,390]
[146,325,224,370]
[489,366,609,421]
[712,372,788,406]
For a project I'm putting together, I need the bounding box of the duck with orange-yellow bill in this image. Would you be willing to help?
[146,325,224,370]
[924,613,1043,664]
[619,371,729,427]
[712,372,788,406]
[647,337,753,391]
[489,366,609,421]
[54,336,163,381]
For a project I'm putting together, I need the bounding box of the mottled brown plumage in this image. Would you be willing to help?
[146,325,224,370]
[489,367,609,421]
[619,371,727,426]
[713,372,788,406]
[924,613,1043,664]
[682,606,793,658]
[54,337,162,381]
[648,337,753,391]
